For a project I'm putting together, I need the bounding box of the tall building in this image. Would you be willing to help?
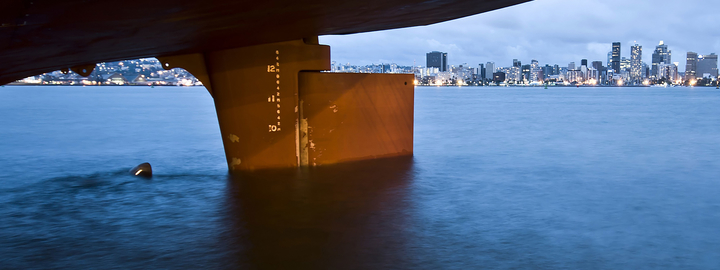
[630,44,642,81]
[697,53,718,78]
[658,62,679,80]
[607,51,612,67]
[580,59,588,80]
[478,63,485,81]
[651,41,671,77]
[620,57,630,72]
[530,60,540,82]
[513,59,522,68]
[592,61,604,71]
[505,66,521,82]
[542,64,556,78]
[426,51,448,72]
[685,52,698,80]
[611,42,621,72]
[568,62,576,70]
[521,64,531,81]
[485,62,495,80]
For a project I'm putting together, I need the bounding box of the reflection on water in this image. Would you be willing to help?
[0,157,416,269]
[223,156,415,269]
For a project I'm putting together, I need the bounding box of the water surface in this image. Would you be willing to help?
[1,86,719,269]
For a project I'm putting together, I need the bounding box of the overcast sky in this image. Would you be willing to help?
[319,0,720,72]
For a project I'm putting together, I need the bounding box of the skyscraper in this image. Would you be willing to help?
[485,62,495,80]
[620,57,630,71]
[478,63,485,80]
[651,41,671,77]
[530,60,540,82]
[697,53,718,78]
[592,61,605,83]
[611,42,621,72]
[426,51,447,72]
[513,59,522,68]
[685,52,698,80]
[630,44,642,81]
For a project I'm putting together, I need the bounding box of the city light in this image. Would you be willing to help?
[12,42,718,87]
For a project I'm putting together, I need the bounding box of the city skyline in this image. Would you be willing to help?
[320,0,720,72]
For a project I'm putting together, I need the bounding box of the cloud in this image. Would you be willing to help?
[320,0,719,72]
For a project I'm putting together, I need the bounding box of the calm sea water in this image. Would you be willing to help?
[1,85,719,269]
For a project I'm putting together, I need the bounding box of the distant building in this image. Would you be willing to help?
[132,74,149,85]
[530,60,541,82]
[586,68,599,82]
[607,51,612,68]
[685,52,698,80]
[559,67,568,80]
[493,72,506,83]
[658,62,679,81]
[611,42,621,73]
[508,66,521,82]
[697,53,718,78]
[630,44,642,81]
[426,51,448,72]
[592,61,604,83]
[651,41,671,77]
[485,62,495,80]
[521,64,531,81]
[620,57,630,72]
[542,64,554,78]
[566,69,583,83]
[568,62,576,70]
[103,73,128,85]
[580,60,588,80]
[478,63,485,80]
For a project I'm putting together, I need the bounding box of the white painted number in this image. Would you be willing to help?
[268,50,281,132]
